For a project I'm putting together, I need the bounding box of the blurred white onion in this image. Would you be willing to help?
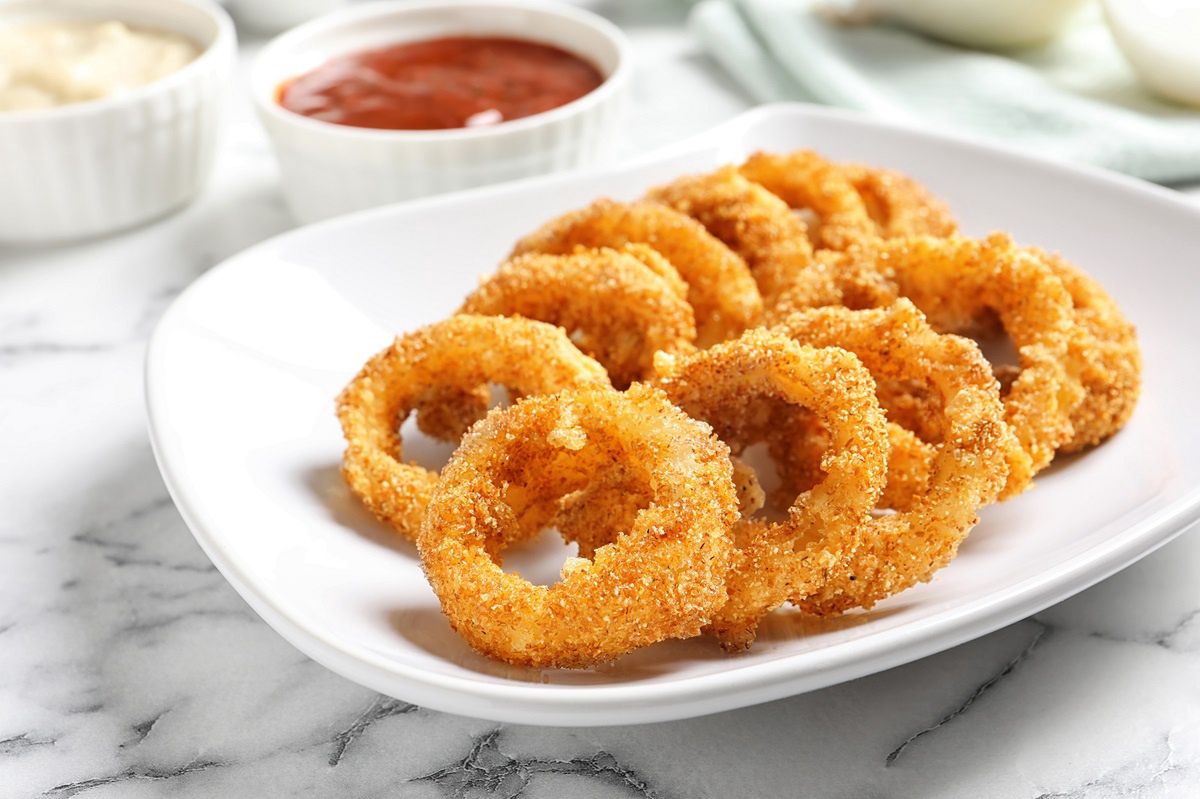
[833,0,1092,49]
[1103,0,1200,107]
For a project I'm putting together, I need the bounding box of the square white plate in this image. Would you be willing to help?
[146,104,1200,726]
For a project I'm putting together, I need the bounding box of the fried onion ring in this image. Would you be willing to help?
[774,301,1013,614]
[738,150,877,251]
[652,330,889,649]
[337,314,610,541]
[1030,248,1142,452]
[511,199,762,346]
[646,166,815,305]
[459,246,697,388]
[839,162,958,239]
[785,235,1086,495]
[879,235,1090,493]
[418,384,738,668]
[765,250,901,321]
[765,413,938,515]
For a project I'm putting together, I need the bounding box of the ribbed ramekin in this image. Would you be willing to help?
[251,0,633,223]
[0,0,235,244]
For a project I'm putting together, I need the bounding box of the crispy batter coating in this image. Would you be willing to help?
[414,384,492,441]
[1029,248,1142,452]
[764,413,939,515]
[875,377,946,445]
[336,149,1144,665]
[774,301,1013,614]
[337,315,611,541]
[511,199,762,346]
[814,235,1089,496]
[652,331,889,650]
[766,250,901,321]
[839,162,959,239]
[418,385,739,668]
[646,166,815,306]
[459,247,697,389]
[738,150,877,251]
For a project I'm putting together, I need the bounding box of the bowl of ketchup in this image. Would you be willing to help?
[252,0,632,223]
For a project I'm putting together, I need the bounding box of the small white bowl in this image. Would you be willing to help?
[251,0,633,223]
[0,0,236,244]
[226,0,346,35]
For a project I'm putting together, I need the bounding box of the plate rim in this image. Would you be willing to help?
[146,102,1200,725]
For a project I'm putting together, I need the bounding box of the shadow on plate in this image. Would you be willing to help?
[955,447,1092,556]
[383,599,917,684]
[751,602,912,645]
[384,605,735,684]
[303,461,418,559]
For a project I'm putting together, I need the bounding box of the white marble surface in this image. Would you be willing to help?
[3,3,1200,797]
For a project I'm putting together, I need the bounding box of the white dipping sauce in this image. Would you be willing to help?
[0,21,201,111]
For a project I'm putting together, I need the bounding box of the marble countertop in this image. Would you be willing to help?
[3,3,1199,797]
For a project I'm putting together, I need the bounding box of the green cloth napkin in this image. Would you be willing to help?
[691,0,1200,182]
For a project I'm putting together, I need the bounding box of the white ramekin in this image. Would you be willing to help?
[0,0,235,244]
[251,0,633,223]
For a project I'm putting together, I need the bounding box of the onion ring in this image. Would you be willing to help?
[652,330,889,650]
[839,162,958,239]
[880,235,1090,493]
[459,246,697,389]
[765,250,901,321]
[510,199,762,346]
[1029,248,1142,452]
[646,166,815,306]
[766,413,938,515]
[788,235,1086,495]
[738,150,877,251]
[774,300,1014,614]
[418,384,739,668]
[336,314,610,541]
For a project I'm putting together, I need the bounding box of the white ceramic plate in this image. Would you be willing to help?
[146,104,1200,726]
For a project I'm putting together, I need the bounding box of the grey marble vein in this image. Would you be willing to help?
[42,759,225,798]
[885,619,1051,766]
[100,553,218,573]
[122,713,165,748]
[71,496,175,551]
[413,728,663,799]
[1,732,56,755]
[1034,732,1191,798]
[1089,608,1200,652]
[329,697,421,766]
[0,340,121,364]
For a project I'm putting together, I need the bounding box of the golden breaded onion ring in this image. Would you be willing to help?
[646,166,815,306]
[336,314,611,541]
[459,246,697,389]
[775,235,1141,460]
[738,150,877,251]
[765,250,901,319]
[418,384,739,668]
[784,235,1087,496]
[511,199,762,347]
[652,330,889,650]
[775,301,1014,615]
[760,411,938,515]
[839,162,958,239]
[1030,249,1142,452]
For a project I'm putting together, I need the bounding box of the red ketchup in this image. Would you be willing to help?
[276,36,604,131]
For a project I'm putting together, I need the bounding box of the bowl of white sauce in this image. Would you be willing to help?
[0,0,235,243]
